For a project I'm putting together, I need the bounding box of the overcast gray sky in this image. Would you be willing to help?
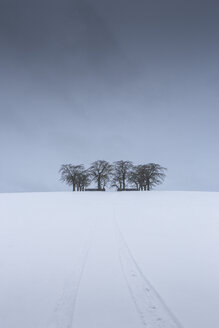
[0,0,219,192]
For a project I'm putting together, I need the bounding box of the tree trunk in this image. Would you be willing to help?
[98,176,101,190]
[122,175,125,190]
[147,180,150,191]
[73,183,75,191]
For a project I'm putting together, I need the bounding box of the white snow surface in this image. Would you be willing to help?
[0,191,219,328]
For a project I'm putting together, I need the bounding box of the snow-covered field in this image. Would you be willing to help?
[0,191,218,328]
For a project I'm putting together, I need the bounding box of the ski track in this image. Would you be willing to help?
[47,209,183,328]
[47,224,95,328]
[114,216,183,328]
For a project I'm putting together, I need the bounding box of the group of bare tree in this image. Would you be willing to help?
[59,164,90,191]
[59,160,166,191]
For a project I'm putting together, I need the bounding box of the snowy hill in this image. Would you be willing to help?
[0,191,218,328]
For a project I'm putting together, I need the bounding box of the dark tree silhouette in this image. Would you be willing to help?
[128,164,166,191]
[77,169,90,191]
[128,165,142,190]
[112,160,133,190]
[144,163,167,190]
[59,161,166,191]
[88,160,112,190]
[111,172,122,190]
[59,164,88,191]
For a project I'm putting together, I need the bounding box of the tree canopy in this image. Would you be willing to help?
[59,160,166,191]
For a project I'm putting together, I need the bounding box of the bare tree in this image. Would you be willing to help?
[77,169,90,191]
[128,163,166,191]
[88,160,112,190]
[111,172,122,190]
[144,163,167,190]
[112,160,133,190]
[128,165,142,190]
[59,164,86,191]
[59,161,166,192]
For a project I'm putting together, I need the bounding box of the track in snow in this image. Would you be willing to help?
[47,211,183,328]
[47,225,94,328]
[114,217,183,328]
